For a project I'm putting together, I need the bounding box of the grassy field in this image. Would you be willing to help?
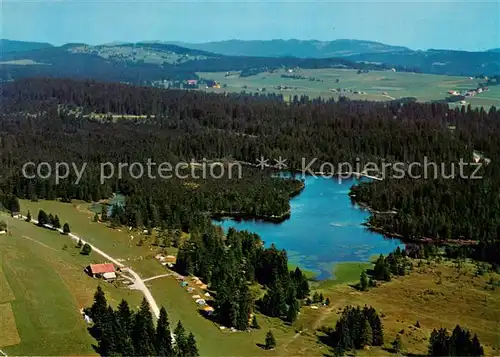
[295,259,500,356]
[20,199,168,278]
[12,199,500,356]
[198,68,499,109]
[0,213,143,355]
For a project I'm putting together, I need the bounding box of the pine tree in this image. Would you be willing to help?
[251,315,260,329]
[174,321,188,356]
[101,205,108,221]
[132,298,156,356]
[360,318,373,346]
[37,209,48,226]
[76,238,83,248]
[116,299,133,336]
[9,196,20,213]
[97,306,117,356]
[53,215,61,229]
[325,297,331,306]
[471,334,484,356]
[81,243,92,255]
[359,271,369,291]
[48,213,54,225]
[63,222,70,234]
[370,313,384,346]
[286,298,299,323]
[155,307,174,356]
[90,286,108,339]
[312,291,320,303]
[26,210,32,222]
[185,332,199,357]
[265,330,276,350]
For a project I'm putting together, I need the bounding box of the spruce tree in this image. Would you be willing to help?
[63,222,70,234]
[132,298,156,356]
[81,243,92,255]
[286,298,299,323]
[97,306,117,356]
[90,286,109,339]
[251,315,260,329]
[471,334,484,356]
[9,196,20,213]
[185,332,199,357]
[265,330,276,350]
[116,299,133,336]
[101,205,108,221]
[155,307,174,356]
[53,215,61,229]
[26,210,32,222]
[360,318,373,346]
[359,270,369,291]
[37,209,48,226]
[312,291,320,303]
[174,321,187,356]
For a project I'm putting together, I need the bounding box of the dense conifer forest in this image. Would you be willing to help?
[87,286,199,356]
[0,77,499,266]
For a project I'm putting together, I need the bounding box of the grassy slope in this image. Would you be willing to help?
[15,200,500,356]
[0,213,143,355]
[18,200,316,356]
[198,69,499,108]
[20,199,168,278]
[296,260,500,356]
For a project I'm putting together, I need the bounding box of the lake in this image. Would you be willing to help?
[214,175,403,280]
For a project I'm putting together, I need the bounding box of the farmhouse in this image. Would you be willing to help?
[86,263,116,280]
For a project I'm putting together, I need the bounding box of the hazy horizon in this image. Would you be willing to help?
[2,0,499,52]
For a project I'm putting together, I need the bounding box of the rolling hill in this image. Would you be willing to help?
[169,39,411,58]
[0,41,395,84]
[1,40,498,86]
[0,39,54,53]
[173,39,500,76]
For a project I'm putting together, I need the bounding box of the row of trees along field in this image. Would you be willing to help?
[0,78,500,260]
[321,305,485,356]
[88,286,199,357]
[175,227,309,328]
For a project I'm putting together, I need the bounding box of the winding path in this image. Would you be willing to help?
[16,215,161,318]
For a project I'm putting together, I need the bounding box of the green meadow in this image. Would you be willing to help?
[0,213,142,355]
[198,68,499,108]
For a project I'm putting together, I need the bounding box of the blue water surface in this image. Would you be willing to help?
[214,175,402,280]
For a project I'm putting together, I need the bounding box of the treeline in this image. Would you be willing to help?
[88,286,199,357]
[322,305,485,356]
[429,325,484,356]
[175,227,309,328]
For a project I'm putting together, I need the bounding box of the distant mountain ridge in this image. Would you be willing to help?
[1,39,498,83]
[0,39,54,53]
[169,39,412,58]
[171,39,500,76]
[0,40,390,84]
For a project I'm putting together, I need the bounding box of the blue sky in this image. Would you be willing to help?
[2,0,499,51]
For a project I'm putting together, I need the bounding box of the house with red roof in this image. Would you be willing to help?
[86,263,116,280]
